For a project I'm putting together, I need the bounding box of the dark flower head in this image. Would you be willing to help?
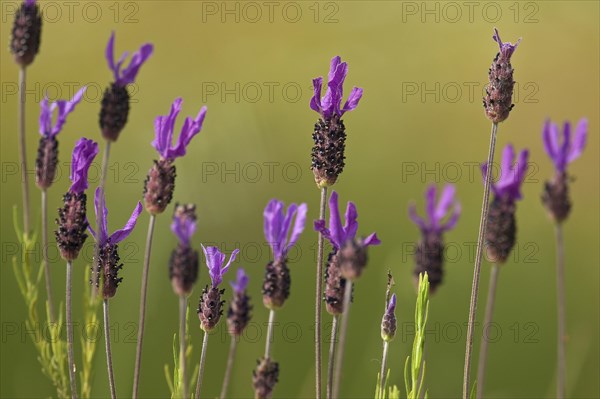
[10,0,42,67]
[381,293,397,342]
[69,138,98,194]
[314,191,380,251]
[263,199,308,262]
[482,144,529,202]
[39,87,86,138]
[231,267,249,294]
[543,118,588,173]
[105,31,153,87]
[171,203,197,246]
[89,187,143,246]
[492,28,522,61]
[152,98,207,160]
[310,56,363,120]
[409,184,460,234]
[201,245,239,288]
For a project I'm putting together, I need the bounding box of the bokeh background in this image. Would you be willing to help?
[1,1,598,398]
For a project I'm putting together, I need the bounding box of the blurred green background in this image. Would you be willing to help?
[1,1,598,398]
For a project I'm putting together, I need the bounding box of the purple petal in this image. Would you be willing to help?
[310,77,323,114]
[69,138,98,194]
[221,249,240,282]
[362,232,381,247]
[343,202,358,243]
[434,184,456,223]
[326,61,348,117]
[542,119,557,161]
[441,201,461,232]
[512,149,530,200]
[38,96,51,136]
[151,98,183,158]
[276,203,298,259]
[567,118,588,163]
[314,219,334,245]
[25,0,36,6]
[286,203,307,255]
[264,199,284,256]
[425,185,437,228]
[387,293,397,313]
[116,43,154,86]
[51,86,87,136]
[109,202,143,243]
[408,203,427,231]
[340,87,363,115]
[328,191,344,249]
[94,187,109,244]
[171,215,196,246]
[105,32,118,81]
[202,245,225,286]
[172,106,207,158]
[230,268,249,294]
[492,28,521,59]
[499,144,515,187]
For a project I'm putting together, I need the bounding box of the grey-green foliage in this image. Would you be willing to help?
[165,302,198,398]
[405,273,430,399]
[375,370,400,399]
[12,207,69,398]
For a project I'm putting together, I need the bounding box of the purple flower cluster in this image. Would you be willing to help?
[482,144,529,202]
[202,245,239,288]
[409,184,461,235]
[105,31,153,88]
[263,199,308,262]
[69,138,99,194]
[39,87,86,138]
[543,119,588,173]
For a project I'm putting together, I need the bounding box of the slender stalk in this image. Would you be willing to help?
[332,281,353,399]
[18,66,31,237]
[42,189,56,323]
[132,214,156,398]
[462,122,498,398]
[103,299,117,399]
[326,315,339,399]
[66,261,79,399]
[476,263,501,399]
[179,295,188,399]
[264,309,276,358]
[315,186,328,399]
[555,224,566,399]
[195,331,209,399]
[379,341,390,395]
[220,337,238,399]
[100,141,111,189]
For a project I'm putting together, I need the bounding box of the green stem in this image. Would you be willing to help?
[18,66,31,237]
[195,331,209,399]
[66,260,78,399]
[179,295,188,399]
[42,189,56,324]
[379,341,390,397]
[326,315,339,399]
[103,299,117,399]
[555,224,566,399]
[315,186,328,399]
[265,309,276,358]
[332,281,353,399]
[463,122,498,398]
[220,337,238,399]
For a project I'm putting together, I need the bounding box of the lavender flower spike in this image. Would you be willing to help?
[199,246,239,331]
[105,31,154,88]
[88,187,143,298]
[36,87,87,189]
[542,118,588,224]
[314,191,380,282]
[231,267,250,294]
[10,0,42,67]
[69,138,99,194]
[169,204,199,295]
[55,138,99,261]
[408,184,460,292]
[310,56,363,188]
[262,199,308,309]
[228,268,252,336]
[482,144,529,264]
[381,294,397,342]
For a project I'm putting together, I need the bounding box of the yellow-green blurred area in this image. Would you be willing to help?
[1,1,598,398]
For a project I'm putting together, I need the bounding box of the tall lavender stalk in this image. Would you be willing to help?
[541,118,588,399]
[134,98,206,398]
[309,56,364,398]
[476,143,529,398]
[66,260,77,399]
[196,246,238,398]
[379,294,397,392]
[103,299,116,399]
[462,29,521,398]
[11,0,42,237]
[314,191,380,398]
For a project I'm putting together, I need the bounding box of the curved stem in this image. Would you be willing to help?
[476,263,501,399]
[555,224,566,399]
[66,261,79,399]
[179,295,188,399]
[132,215,156,398]
[326,315,339,399]
[103,299,117,399]
[333,281,353,399]
[42,190,56,323]
[315,186,328,399]
[195,331,209,399]
[379,341,390,395]
[463,122,498,398]
[264,309,276,358]
[18,66,31,237]
[220,337,238,399]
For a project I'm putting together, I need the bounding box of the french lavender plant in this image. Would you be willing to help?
[55,138,98,399]
[254,199,307,399]
[196,246,239,399]
[314,191,380,399]
[408,184,461,293]
[310,55,363,398]
[10,0,42,237]
[133,98,207,398]
[541,118,588,399]
[169,203,199,399]
[379,294,397,393]
[463,28,522,398]
[36,86,87,323]
[89,187,143,399]
[476,144,529,399]
[221,268,252,399]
